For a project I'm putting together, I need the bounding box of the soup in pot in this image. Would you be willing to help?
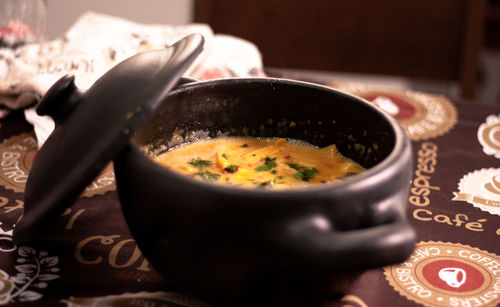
[153,137,365,189]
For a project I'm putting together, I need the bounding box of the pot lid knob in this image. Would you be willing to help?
[13,34,204,244]
[36,74,82,125]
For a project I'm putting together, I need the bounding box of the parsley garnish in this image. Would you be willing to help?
[255,156,277,171]
[222,153,229,159]
[189,158,212,168]
[241,144,248,147]
[224,165,238,173]
[197,171,221,181]
[288,163,319,182]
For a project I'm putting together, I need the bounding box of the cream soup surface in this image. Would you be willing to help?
[153,137,365,189]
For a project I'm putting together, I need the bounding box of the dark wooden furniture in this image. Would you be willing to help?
[194,0,486,99]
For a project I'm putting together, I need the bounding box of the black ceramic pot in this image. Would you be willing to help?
[113,78,415,306]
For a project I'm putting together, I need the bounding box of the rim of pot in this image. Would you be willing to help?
[128,78,410,197]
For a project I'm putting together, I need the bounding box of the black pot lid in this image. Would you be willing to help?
[13,34,204,244]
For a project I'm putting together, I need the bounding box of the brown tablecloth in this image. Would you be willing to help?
[0,84,499,306]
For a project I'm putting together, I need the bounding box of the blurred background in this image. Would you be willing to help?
[45,0,192,37]
[45,0,500,105]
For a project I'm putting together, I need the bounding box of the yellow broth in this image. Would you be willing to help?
[153,138,365,189]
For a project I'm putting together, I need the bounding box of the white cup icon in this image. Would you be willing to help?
[438,267,466,288]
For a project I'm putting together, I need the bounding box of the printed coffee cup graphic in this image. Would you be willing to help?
[385,241,500,307]
[423,260,483,292]
[478,114,500,158]
[369,95,412,119]
[328,84,457,141]
[484,174,500,195]
[438,267,466,288]
[453,168,500,216]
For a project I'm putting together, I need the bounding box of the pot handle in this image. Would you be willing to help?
[280,213,415,269]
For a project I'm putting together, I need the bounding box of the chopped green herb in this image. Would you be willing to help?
[222,153,229,159]
[255,156,277,172]
[265,156,277,166]
[224,165,238,173]
[241,143,248,147]
[271,169,278,174]
[189,158,212,168]
[297,168,318,181]
[197,171,221,181]
[255,165,271,171]
[288,163,319,182]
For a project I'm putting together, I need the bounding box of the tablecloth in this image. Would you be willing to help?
[0,81,499,306]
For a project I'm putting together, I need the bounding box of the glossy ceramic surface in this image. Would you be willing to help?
[13,34,204,243]
[114,78,415,305]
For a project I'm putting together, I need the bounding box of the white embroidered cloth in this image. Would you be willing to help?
[0,12,264,147]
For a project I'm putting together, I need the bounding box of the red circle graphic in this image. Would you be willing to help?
[422,259,484,292]
[362,94,416,120]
